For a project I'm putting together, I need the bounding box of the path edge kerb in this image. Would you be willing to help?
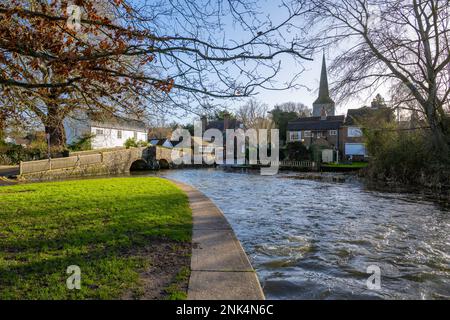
[167,178,265,300]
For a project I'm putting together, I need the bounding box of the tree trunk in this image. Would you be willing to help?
[43,99,67,151]
[0,113,6,142]
[44,123,66,150]
[427,111,449,162]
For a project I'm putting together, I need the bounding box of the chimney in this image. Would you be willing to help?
[320,107,327,120]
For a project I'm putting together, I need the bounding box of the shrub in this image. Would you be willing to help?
[68,134,93,152]
[137,140,149,147]
[285,142,311,161]
[0,136,65,165]
[0,143,48,165]
[124,138,148,148]
[0,143,25,165]
[124,137,138,148]
[363,122,449,187]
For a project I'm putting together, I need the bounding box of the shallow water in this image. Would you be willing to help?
[156,168,450,300]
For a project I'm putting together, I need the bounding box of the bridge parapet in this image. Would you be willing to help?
[154,146,174,162]
[19,147,150,181]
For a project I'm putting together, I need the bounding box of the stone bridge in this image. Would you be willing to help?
[19,146,177,181]
[129,146,175,170]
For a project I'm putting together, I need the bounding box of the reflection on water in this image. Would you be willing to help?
[156,168,450,300]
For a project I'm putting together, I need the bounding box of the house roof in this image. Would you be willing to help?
[345,107,393,126]
[89,113,147,132]
[150,138,172,146]
[288,115,345,131]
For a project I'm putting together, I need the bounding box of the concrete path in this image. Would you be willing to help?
[170,180,265,300]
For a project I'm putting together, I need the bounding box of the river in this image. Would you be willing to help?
[154,168,449,300]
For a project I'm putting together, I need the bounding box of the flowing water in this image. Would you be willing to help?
[155,168,450,300]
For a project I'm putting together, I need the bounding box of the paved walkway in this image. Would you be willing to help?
[170,180,265,300]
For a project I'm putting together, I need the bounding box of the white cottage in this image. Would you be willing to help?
[65,113,148,149]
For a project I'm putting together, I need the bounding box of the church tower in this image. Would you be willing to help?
[313,54,335,117]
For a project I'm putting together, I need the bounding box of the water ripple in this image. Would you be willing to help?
[160,169,450,300]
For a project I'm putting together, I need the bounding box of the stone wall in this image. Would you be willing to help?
[20,147,149,181]
[18,163,110,181]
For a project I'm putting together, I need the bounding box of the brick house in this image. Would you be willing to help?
[287,113,345,151]
[341,106,394,160]
[287,54,394,162]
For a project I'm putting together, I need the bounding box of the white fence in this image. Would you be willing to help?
[245,160,316,168]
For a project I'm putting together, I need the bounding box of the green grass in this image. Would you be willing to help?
[164,266,191,300]
[0,177,192,300]
[321,161,368,169]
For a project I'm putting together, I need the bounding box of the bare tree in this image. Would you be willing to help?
[236,99,271,128]
[0,0,314,148]
[303,0,450,157]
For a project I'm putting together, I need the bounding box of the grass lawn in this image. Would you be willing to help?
[321,162,369,169]
[0,177,192,300]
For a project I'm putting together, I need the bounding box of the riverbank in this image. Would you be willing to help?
[0,177,192,299]
[170,180,264,300]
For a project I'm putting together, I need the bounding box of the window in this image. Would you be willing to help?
[304,131,312,138]
[96,129,104,135]
[348,127,363,137]
[345,143,367,156]
[134,131,138,139]
[289,131,301,142]
[117,130,122,139]
[329,130,337,136]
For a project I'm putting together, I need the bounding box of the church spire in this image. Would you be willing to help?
[313,52,335,116]
[319,54,330,99]
[314,53,333,105]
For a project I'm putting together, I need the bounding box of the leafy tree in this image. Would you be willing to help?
[209,110,236,121]
[274,102,312,117]
[269,107,299,142]
[371,94,387,109]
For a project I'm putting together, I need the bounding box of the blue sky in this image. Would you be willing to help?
[137,0,388,123]
[211,0,386,117]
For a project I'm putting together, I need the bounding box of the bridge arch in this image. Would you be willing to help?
[158,159,170,169]
[130,159,148,171]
